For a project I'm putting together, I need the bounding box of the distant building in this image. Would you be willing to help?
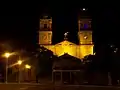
[39,9,94,59]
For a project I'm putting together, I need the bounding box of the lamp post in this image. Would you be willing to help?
[4,52,11,84]
[25,64,31,82]
[17,60,22,83]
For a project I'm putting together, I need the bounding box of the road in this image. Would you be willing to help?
[18,85,120,90]
[1,83,120,90]
[18,85,53,90]
[0,83,53,90]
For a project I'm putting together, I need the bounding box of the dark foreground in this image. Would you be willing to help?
[1,83,120,90]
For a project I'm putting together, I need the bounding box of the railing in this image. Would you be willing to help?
[52,70,114,86]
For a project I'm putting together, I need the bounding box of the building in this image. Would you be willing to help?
[38,9,94,59]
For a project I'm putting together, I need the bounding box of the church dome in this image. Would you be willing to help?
[40,8,52,19]
[40,15,52,19]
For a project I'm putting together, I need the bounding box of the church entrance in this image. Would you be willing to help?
[52,70,81,85]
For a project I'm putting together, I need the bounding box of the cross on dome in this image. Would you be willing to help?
[64,32,69,40]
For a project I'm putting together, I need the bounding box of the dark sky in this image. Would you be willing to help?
[0,7,119,51]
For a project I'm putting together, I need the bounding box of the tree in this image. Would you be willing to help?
[36,46,54,78]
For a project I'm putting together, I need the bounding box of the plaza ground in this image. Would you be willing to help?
[1,83,120,90]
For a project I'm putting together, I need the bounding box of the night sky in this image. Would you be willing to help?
[0,7,120,51]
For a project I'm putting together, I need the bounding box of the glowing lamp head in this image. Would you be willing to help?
[17,60,22,65]
[82,8,86,11]
[25,64,31,69]
[4,52,11,58]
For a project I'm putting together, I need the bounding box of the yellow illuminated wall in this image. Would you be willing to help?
[39,16,94,59]
[40,17,52,31]
[39,16,52,45]
[78,19,92,45]
[43,40,93,59]
[79,45,93,58]
[39,31,52,45]
[78,31,92,45]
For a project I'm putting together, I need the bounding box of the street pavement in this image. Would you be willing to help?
[0,83,54,90]
[18,85,53,90]
[17,85,120,90]
[1,83,120,90]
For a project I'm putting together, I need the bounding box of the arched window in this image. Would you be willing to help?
[44,24,47,28]
[88,21,91,28]
[84,24,88,29]
[80,23,84,29]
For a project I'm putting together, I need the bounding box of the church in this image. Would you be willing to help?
[38,9,94,59]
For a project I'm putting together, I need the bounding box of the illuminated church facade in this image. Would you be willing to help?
[38,11,94,59]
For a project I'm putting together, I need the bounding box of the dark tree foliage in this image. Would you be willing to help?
[36,46,53,77]
[84,44,120,85]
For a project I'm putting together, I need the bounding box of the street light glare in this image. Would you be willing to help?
[18,60,22,65]
[4,52,10,58]
[25,64,31,69]
[83,8,86,11]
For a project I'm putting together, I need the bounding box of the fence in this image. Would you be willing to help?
[52,70,83,85]
[52,70,113,86]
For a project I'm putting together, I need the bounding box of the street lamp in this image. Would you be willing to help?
[25,64,31,82]
[4,52,11,83]
[4,53,10,58]
[17,60,22,83]
[17,60,22,65]
[25,64,31,69]
[82,8,86,11]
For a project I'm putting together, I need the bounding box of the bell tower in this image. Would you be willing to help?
[39,16,52,45]
[78,8,92,45]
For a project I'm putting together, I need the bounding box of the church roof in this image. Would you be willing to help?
[40,15,52,19]
[59,53,81,61]
[55,40,77,46]
[53,53,81,70]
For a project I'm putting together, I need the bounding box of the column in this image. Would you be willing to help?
[61,71,62,84]
[78,20,80,31]
[108,72,112,85]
